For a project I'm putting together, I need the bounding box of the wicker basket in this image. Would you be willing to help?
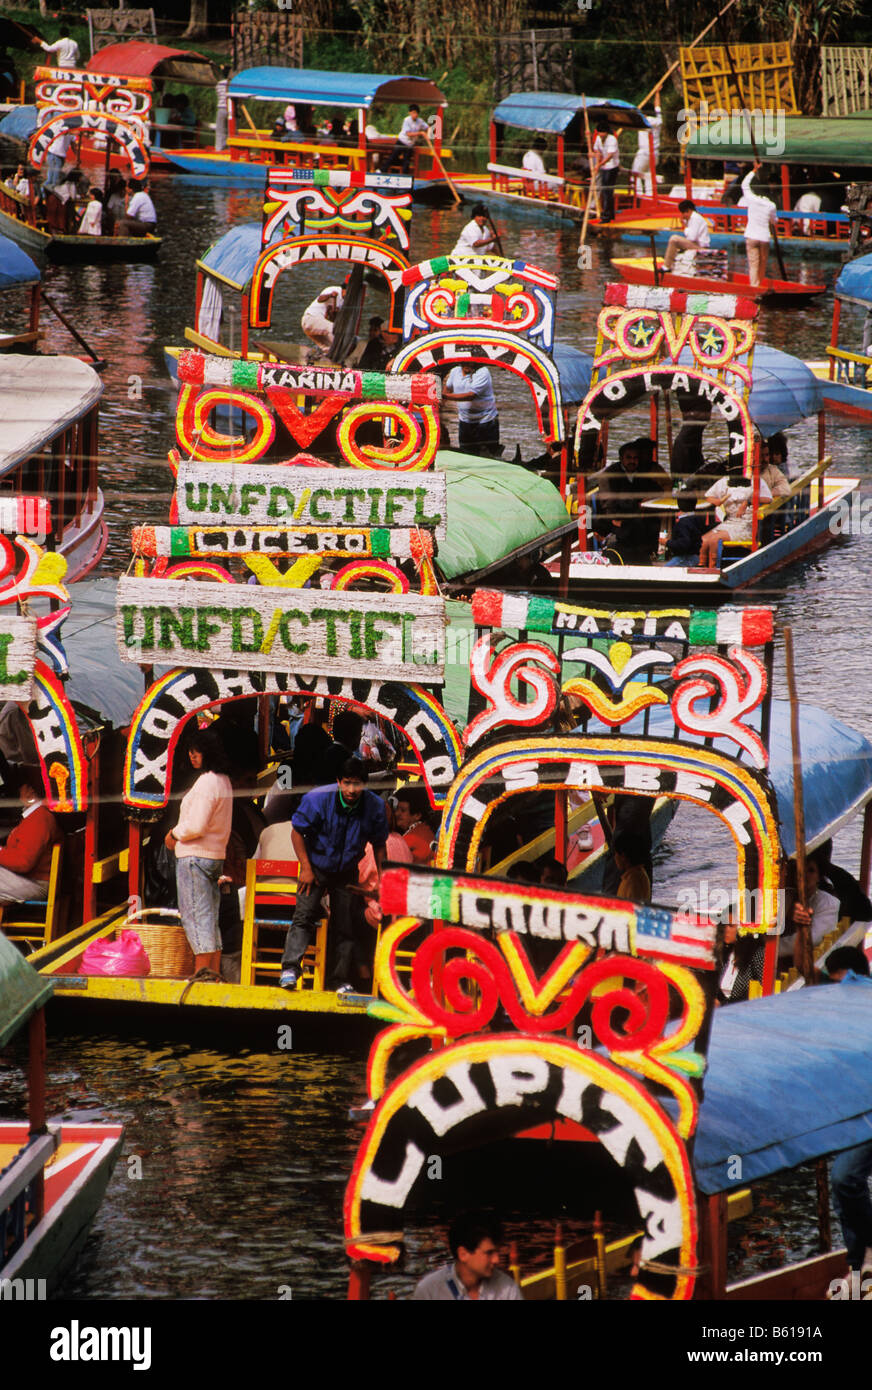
[126,909,194,979]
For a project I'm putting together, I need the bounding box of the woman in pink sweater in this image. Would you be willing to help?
[165,728,233,979]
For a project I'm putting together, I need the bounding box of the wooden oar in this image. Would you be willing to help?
[718,21,788,281]
[581,96,601,220]
[485,212,504,256]
[784,624,813,984]
[240,104,265,141]
[637,0,740,109]
[423,133,462,205]
[40,291,106,369]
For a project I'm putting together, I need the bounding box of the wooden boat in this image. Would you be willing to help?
[0,930,123,1294]
[807,250,872,420]
[340,596,871,1300]
[158,67,454,204]
[559,281,857,597]
[0,171,160,265]
[612,253,826,303]
[0,355,106,581]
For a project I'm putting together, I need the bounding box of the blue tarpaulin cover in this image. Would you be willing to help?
[553,342,593,404]
[227,68,445,108]
[492,92,650,135]
[0,103,37,140]
[694,976,872,1193]
[197,222,269,291]
[835,253,872,306]
[674,342,823,434]
[0,233,39,288]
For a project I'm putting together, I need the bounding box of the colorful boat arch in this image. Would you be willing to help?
[29,112,149,181]
[343,1033,699,1300]
[434,735,782,929]
[249,235,410,334]
[28,662,88,813]
[391,328,566,443]
[575,364,754,475]
[123,667,462,813]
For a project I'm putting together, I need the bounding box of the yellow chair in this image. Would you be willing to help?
[0,842,64,953]
[240,858,328,990]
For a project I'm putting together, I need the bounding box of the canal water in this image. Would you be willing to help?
[3,180,871,1300]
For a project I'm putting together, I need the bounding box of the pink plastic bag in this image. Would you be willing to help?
[81,929,150,977]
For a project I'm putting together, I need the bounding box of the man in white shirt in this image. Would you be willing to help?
[740,161,777,285]
[663,198,712,271]
[794,190,822,236]
[592,119,620,223]
[43,129,73,189]
[383,102,429,175]
[522,139,547,195]
[631,105,661,197]
[451,202,497,256]
[113,179,157,237]
[33,33,80,68]
[443,361,499,456]
[301,284,344,354]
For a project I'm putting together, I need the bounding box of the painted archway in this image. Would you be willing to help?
[29,113,149,181]
[249,235,409,334]
[391,328,565,443]
[123,667,462,813]
[435,735,782,931]
[344,1033,699,1300]
[575,364,753,475]
[27,662,88,813]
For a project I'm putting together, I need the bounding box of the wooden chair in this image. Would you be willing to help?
[0,843,64,953]
[240,858,328,990]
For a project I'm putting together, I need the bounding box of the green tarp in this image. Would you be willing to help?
[686,116,872,166]
[436,451,570,582]
[0,929,52,1049]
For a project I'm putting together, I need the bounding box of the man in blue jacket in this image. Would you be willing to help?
[279,758,388,995]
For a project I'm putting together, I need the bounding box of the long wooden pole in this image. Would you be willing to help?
[784,625,813,984]
[581,96,600,221]
[424,133,462,205]
[718,23,788,281]
[637,0,741,109]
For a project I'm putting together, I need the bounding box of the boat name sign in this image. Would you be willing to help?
[0,616,36,700]
[116,578,445,681]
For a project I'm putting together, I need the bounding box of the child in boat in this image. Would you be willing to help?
[698,471,772,568]
[665,489,708,565]
[78,187,103,236]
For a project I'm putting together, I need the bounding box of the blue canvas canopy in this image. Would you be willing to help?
[834,253,872,306]
[674,342,823,434]
[492,92,650,135]
[553,342,593,405]
[197,222,268,292]
[0,103,37,141]
[694,975,872,1194]
[227,68,445,109]
[0,233,39,289]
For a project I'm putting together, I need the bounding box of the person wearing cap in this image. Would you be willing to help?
[383,103,429,175]
[452,203,498,256]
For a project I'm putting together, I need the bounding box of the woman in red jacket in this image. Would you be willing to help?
[0,765,60,905]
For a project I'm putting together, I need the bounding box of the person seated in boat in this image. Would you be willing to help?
[102,171,126,235]
[739,161,777,287]
[612,831,651,904]
[412,1211,522,1301]
[779,852,842,970]
[452,203,498,256]
[278,757,388,995]
[662,199,711,272]
[271,116,292,144]
[521,138,548,195]
[393,786,434,865]
[794,189,822,236]
[382,102,429,175]
[715,919,766,1005]
[698,470,773,569]
[43,169,83,233]
[348,315,394,371]
[114,178,157,238]
[759,434,791,498]
[665,489,708,566]
[301,283,344,356]
[4,164,28,196]
[592,438,670,559]
[295,104,317,140]
[443,360,500,456]
[78,187,104,237]
[0,765,61,909]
